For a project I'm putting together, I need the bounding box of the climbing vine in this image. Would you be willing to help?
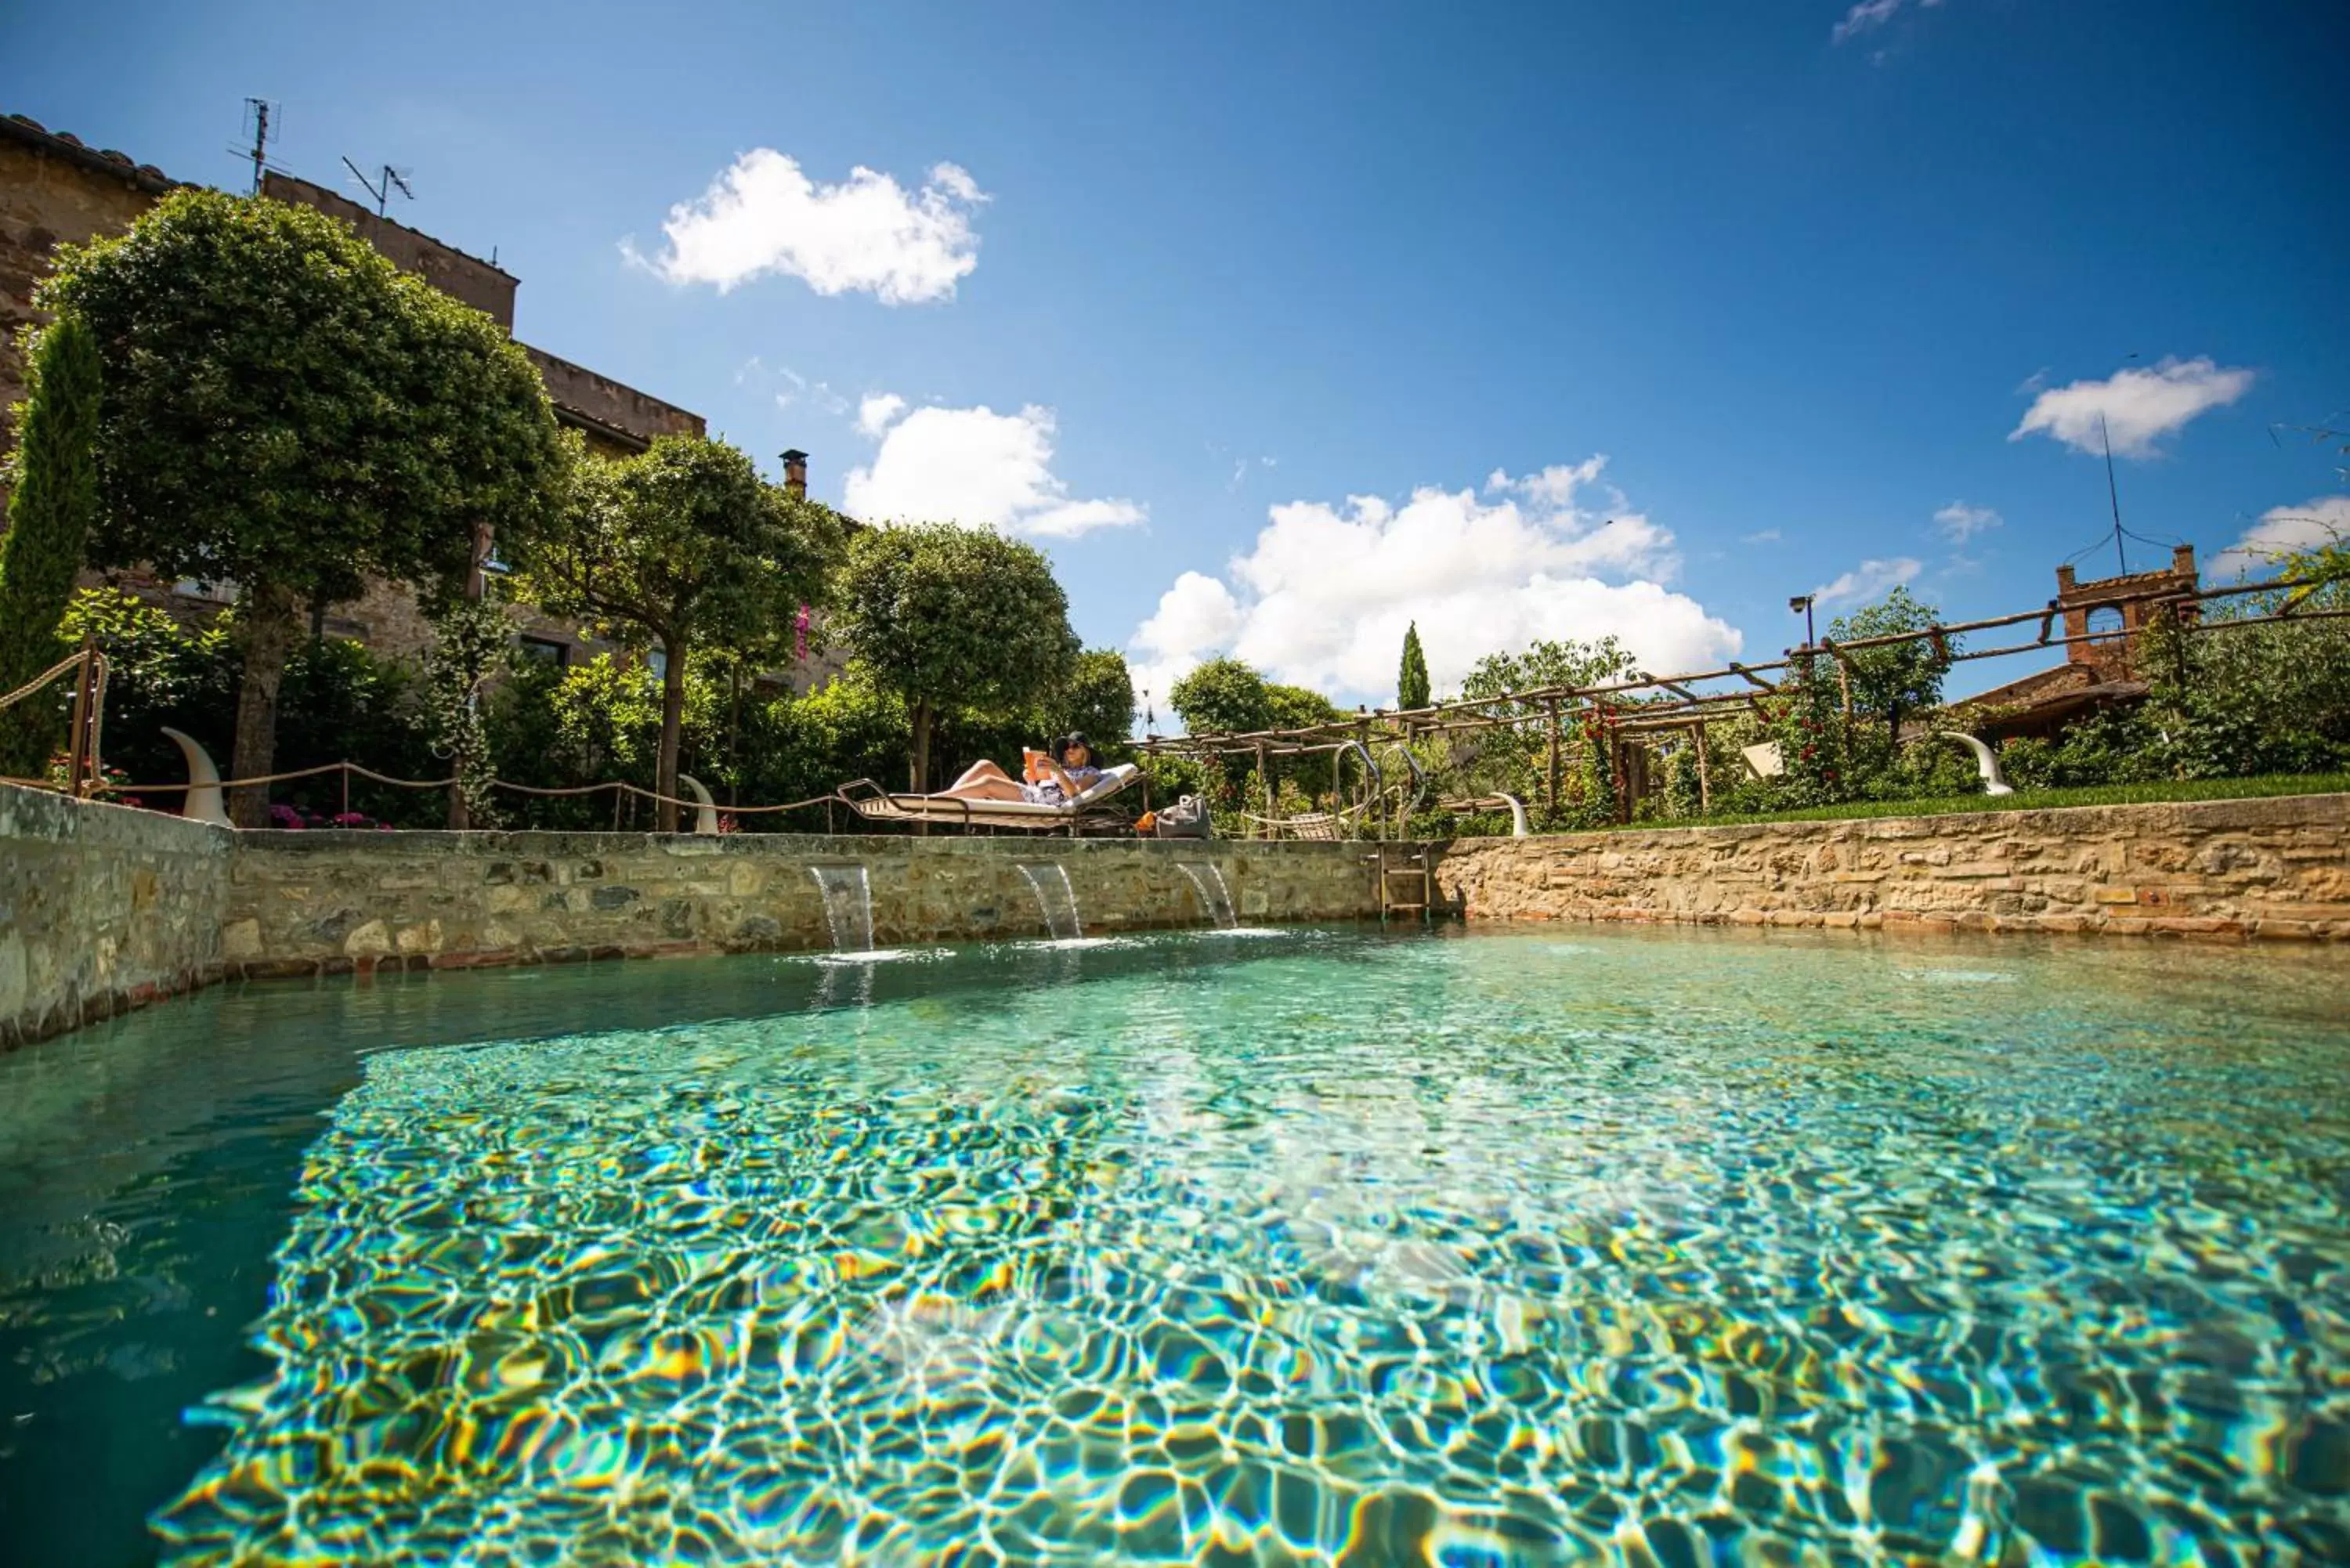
[424,593,508,827]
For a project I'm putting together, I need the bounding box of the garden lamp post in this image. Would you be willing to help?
[1788,593,1816,649]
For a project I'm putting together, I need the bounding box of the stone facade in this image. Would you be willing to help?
[0,117,176,461]
[219,833,1381,977]
[0,110,706,673]
[1436,792,2350,940]
[259,172,518,327]
[0,785,230,1047]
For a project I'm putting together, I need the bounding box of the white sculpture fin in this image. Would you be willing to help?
[675,772,723,834]
[160,727,233,827]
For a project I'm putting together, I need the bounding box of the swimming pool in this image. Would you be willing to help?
[2,924,2345,1563]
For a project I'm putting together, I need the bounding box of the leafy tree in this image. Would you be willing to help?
[1267,681,1343,734]
[54,587,237,799]
[0,313,102,779]
[1397,622,1430,710]
[740,663,914,818]
[1169,656,1274,737]
[1459,635,1640,709]
[1456,635,1642,818]
[1826,587,1954,746]
[1058,649,1137,758]
[519,433,843,829]
[832,522,1077,791]
[42,189,567,823]
[51,587,439,825]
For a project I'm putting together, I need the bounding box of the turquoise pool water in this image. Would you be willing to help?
[2,924,2345,1564]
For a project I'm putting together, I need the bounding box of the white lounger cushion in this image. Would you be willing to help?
[846,764,1142,822]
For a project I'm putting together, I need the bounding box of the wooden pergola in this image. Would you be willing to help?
[1137,574,2342,833]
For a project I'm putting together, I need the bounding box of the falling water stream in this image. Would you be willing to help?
[1016,864,1086,941]
[1176,862,1238,928]
[808,865,876,952]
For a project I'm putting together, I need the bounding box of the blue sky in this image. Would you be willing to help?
[12,0,2346,716]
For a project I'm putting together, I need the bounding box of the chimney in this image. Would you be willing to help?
[2055,563,2077,593]
[2171,543,2196,577]
[780,449,808,500]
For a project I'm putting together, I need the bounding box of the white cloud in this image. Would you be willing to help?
[1831,0,1946,44]
[627,150,986,303]
[1832,0,1906,42]
[855,392,908,438]
[2210,495,2350,579]
[1741,529,1782,545]
[1934,500,2001,543]
[1126,457,1742,714]
[1812,557,1922,606]
[842,400,1144,539]
[2011,356,2254,458]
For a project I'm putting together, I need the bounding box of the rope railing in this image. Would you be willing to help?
[1,749,851,829]
[0,645,109,797]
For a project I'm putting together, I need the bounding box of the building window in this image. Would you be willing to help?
[516,636,569,668]
[647,649,668,681]
[2085,605,2125,644]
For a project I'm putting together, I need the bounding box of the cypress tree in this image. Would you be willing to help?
[0,313,102,779]
[1397,621,1430,710]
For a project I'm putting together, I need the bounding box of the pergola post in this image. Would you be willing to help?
[1256,741,1271,840]
[1545,699,1561,814]
[1694,719,1711,813]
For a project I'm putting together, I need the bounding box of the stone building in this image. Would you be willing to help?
[1953,545,2201,740]
[2,111,845,696]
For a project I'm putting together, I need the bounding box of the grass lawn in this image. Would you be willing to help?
[1620,772,2350,831]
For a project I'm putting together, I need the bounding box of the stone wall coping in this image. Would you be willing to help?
[1455,790,2349,850]
[230,829,1379,857]
[0,782,232,848]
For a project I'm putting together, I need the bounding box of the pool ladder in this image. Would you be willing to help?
[1374,844,1436,925]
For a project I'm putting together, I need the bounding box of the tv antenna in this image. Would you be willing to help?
[2063,408,2181,575]
[341,156,414,219]
[2099,411,2128,575]
[232,98,280,194]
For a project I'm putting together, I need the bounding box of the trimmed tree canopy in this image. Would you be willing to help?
[44,188,565,609]
[1170,656,1274,738]
[833,522,1078,790]
[41,188,566,821]
[520,432,844,829]
[0,313,102,779]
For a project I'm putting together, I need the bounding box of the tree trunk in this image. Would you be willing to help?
[909,697,932,793]
[228,580,304,828]
[656,636,686,833]
[909,697,933,836]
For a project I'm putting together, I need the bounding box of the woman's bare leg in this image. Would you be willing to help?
[939,760,1025,800]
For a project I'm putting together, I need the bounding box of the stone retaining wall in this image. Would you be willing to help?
[221,831,1382,977]
[10,784,2345,1048]
[0,786,230,1047]
[1434,793,2350,939]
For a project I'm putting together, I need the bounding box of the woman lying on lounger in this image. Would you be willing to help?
[940,732,1105,805]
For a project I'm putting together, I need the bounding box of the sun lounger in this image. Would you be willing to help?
[835,764,1144,831]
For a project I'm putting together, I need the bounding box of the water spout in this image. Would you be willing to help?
[1018,863,1084,940]
[1177,862,1238,929]
[809,865,876,952]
